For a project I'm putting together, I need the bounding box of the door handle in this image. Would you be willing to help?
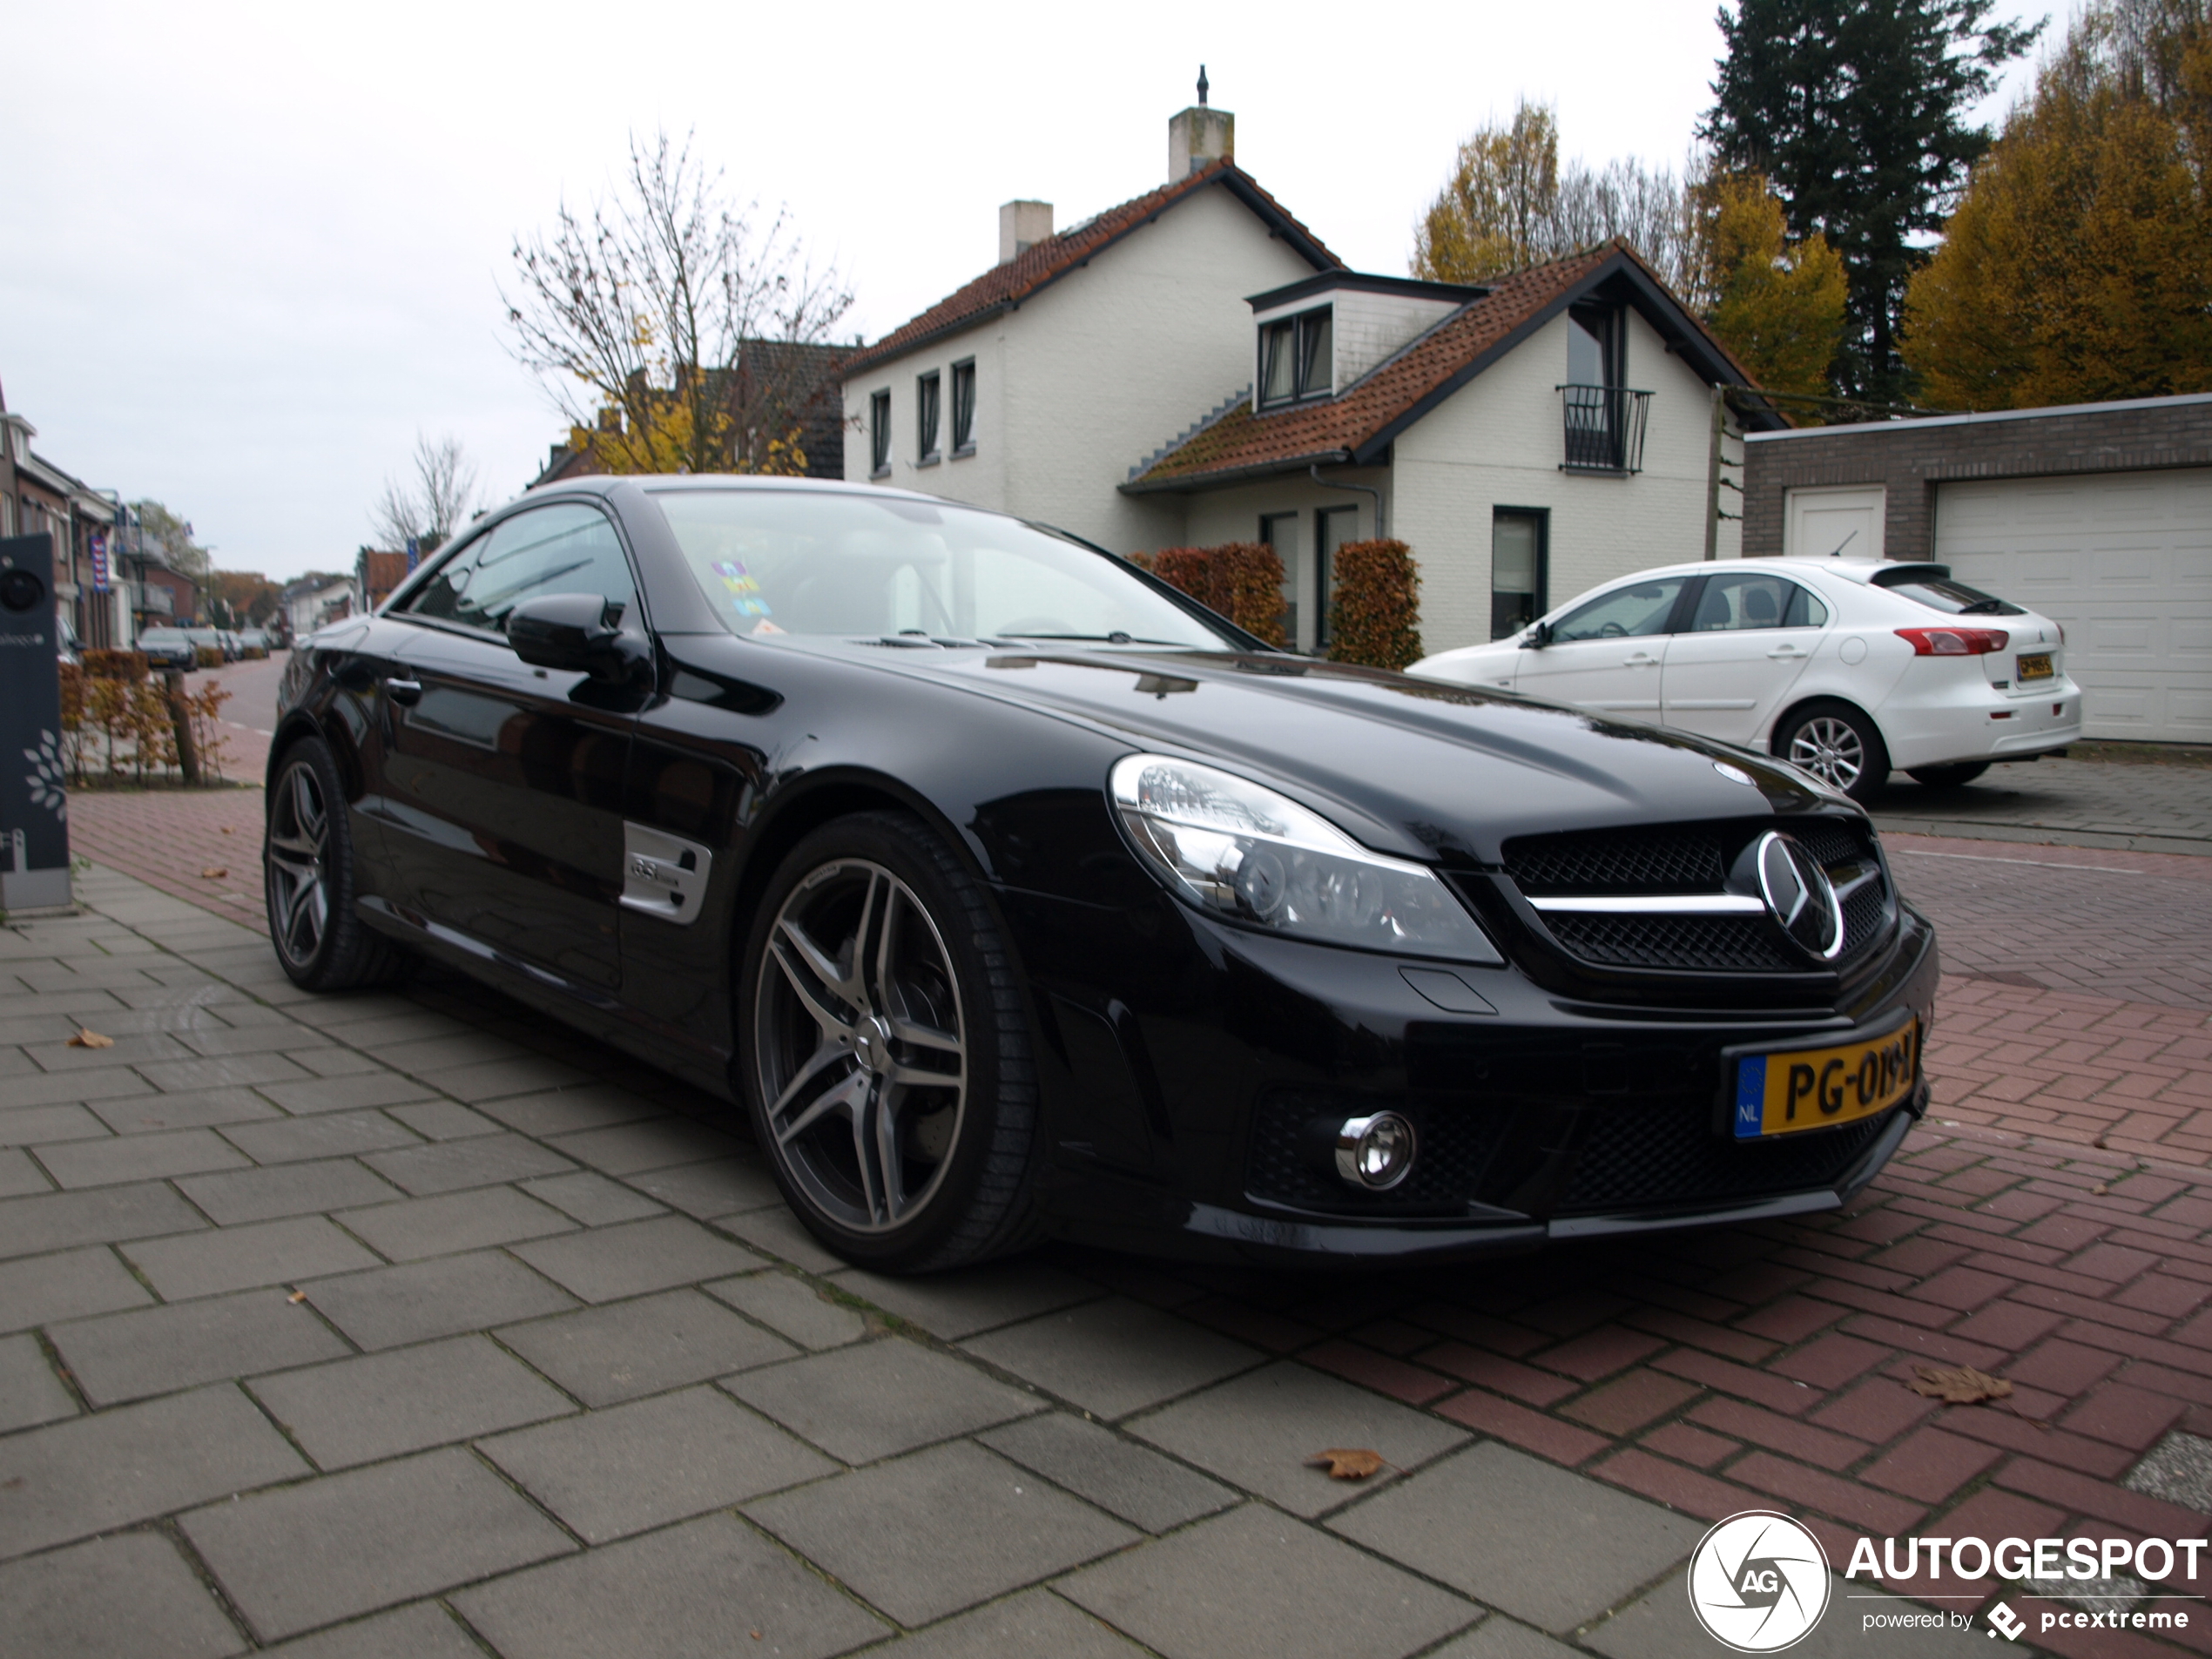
[1624,651,1660,667]
[384,678,423,707]
[1766,646,1808,661]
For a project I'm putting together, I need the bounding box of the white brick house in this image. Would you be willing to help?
[845,100,1780,656]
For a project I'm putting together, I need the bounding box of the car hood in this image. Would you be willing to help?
[813,643,1840,865]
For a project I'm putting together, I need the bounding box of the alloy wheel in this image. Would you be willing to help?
[1787,715,1865,792]
[754,859,968,1233]
[266,760,332,968]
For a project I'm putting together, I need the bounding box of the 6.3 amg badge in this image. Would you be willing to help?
[1688,1511,1831,1651]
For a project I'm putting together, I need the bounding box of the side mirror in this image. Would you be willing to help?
[508,593,648,683]
[1521,620,1552,649]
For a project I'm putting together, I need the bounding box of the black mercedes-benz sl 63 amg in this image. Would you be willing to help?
[266,475,1937,1272]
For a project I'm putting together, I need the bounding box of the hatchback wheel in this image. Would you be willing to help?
[741,812,1038,1272]
[1777,702,1890,801]
[265,738,413,991]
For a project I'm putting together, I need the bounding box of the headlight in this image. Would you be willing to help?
[1109,754,1501,962]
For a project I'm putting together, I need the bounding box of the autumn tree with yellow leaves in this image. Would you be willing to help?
[1692,172,1850,405]
[1903,0,2212,409]
[1412,102,1846,409]
[503,132,853,477]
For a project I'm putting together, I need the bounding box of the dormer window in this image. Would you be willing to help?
[1258,306,1332,408]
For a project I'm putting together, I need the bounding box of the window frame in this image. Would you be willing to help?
[915,371,941,466]
[1256,305,1334,409]
[868,390,892,478]
[390,499,640,643]
[1489,507,1550,641]
[950,359,976,457]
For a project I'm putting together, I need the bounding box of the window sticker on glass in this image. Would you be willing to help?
[711,560,772,620]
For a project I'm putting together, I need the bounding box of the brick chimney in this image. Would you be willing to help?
[1168,64,1232,180]
[998,200,1053,265]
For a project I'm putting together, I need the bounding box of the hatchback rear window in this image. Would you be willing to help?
[1869,565,2022,616]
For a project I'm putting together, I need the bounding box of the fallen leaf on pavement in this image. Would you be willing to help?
[220,826,234,834]
[201,867,228,880]
[68,1029,114,1049]
[1306,1448,1386,1480]
[1907,1365,2013,1406]
[287,1290,308,1304]
[2092,1183,2111,1196]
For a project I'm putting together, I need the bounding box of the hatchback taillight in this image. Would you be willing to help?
[1895,626,2010,657]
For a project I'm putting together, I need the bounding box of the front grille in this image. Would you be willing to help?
[1504,817,1893,974]
[1506,832,1724,896]
[1557,1098,1894,1213]
[1543,914,1799,972]
[1244,1090,1507,1216]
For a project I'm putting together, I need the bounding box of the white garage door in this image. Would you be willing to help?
[1936,468,2212,742]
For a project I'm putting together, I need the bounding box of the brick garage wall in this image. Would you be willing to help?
[1742,394,2212,559]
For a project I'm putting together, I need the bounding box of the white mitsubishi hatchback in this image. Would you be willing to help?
[1407,559,2080,800]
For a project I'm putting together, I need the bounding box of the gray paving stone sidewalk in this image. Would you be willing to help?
[0,865,1992,1658]
[1872,755,2212,855]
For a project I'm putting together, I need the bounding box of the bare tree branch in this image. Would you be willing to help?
[369,434,479,553]
[500,129,854,475]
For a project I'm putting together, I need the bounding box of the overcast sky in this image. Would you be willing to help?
[3,0,2050,581]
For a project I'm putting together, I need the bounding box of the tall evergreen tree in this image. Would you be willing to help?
[1701,0,2042,406]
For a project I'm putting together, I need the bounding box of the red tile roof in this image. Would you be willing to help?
[843,162,1339,377]
[1125,239,1769,490]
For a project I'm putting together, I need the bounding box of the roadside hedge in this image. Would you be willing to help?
[1326,539,1423,671]
[1135,543,1287,647]
[83,649,151,681]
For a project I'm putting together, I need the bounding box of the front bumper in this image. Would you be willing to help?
[1011,885,1940,1265]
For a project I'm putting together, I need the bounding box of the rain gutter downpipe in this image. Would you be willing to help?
[1309,463,1385,539]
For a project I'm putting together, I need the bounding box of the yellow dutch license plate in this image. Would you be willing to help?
[2018,652,2054,682]
[1731,1022,1919,1140]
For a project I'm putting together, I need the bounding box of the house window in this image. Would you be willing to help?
[1258,306,1333,408]
[1561,303,1650,472]
[916,373,941,464]
[1491,509,1548,639]
[1259,511,1301,649]
[951,360,976,455]
[868,391,892,476]
[1316,504,1358,648]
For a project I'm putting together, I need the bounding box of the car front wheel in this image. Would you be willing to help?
[740,811,1039,1273]
[1776,701,1890,802]
[265,738,414,991]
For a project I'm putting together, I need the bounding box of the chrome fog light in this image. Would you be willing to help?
[1334,1112,1417,1190]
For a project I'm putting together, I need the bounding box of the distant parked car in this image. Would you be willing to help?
[1408,558,2079,800]
[134,627,199,671]
[183,626,233,663]
[57,616,82,669]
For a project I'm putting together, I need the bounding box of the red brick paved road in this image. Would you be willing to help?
[1106,1124,2212,1649]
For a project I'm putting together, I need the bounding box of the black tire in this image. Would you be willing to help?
[264,737,414,992]
[1774,700,1891,802]
[1906,762,1991,789]
[739,811,1039,1273]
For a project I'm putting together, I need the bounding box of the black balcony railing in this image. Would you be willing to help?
[1559,384,1653,474]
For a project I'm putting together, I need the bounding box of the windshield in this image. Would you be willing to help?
[1870,567,2023,617]
[649,489,1238,649]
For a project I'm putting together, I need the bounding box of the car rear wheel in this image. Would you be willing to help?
[1776,701,1890,802]
[1905,762,1991,789]
[265,738,415,992]
[740,811,1039,1273]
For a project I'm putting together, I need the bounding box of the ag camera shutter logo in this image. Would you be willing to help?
[1688,1511,1831,1651]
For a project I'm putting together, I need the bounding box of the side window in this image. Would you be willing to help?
[1689,572,1830,632]
[403,504,635,635]
[1550,577,1686,643]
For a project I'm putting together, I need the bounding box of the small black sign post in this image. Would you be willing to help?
[0,532,72,912]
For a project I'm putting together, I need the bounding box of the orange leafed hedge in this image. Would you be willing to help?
[1326,539,1423,671]
[1134,543,1287,647]
[83,649,151,681]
